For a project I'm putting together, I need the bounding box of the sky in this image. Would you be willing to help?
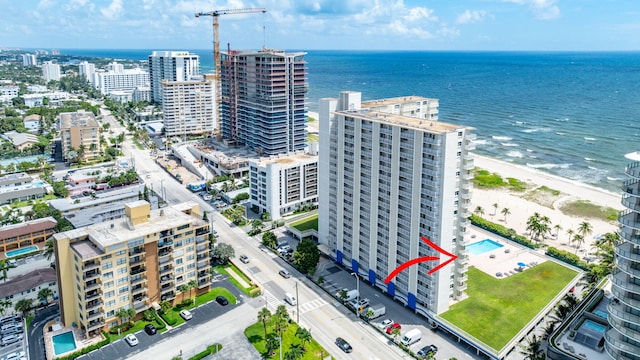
[1,0,639,51]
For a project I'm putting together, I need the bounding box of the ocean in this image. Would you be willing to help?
[61,49,640,192]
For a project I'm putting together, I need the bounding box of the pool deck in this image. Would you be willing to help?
[44,320,103,360]
[468,227,548,279]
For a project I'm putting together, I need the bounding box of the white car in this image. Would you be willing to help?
[180,309,193,320]
[377,319,394,329]
[203,194,213,201]
[4,351,26,360]
[125,334,138,346]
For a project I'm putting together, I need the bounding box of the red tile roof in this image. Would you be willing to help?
[0,217,57,240]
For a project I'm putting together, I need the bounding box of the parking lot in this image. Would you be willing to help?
[0,314,26,360]
[78,283,241,360]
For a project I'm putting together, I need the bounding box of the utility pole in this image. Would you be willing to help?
[295,281,300,324]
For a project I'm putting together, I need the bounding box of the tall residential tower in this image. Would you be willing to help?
[318,91,474,315]
[148,51,200,103]
[220,49,307,155]
[606,151,640,359]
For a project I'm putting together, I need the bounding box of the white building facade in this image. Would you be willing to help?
[78,61,96,81]
[93,67,150,95]
[318,91,475,315]
[42,61,61,82]
[148,51,200,103]
[22,54,37,66]
[249,152,318,221]
[161,76,215,137]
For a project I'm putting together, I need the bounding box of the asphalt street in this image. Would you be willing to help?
[27,304,59,360]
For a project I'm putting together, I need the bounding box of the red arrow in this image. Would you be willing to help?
[384,236,458,284]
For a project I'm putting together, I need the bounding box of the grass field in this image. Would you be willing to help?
[290,215,318,232]
[441,261,578,350]
[245,318,331,359]
[559,199,619,221]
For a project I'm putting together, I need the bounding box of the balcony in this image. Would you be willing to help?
[132,285,146,295]
[196,235,207,244]
[84,281,101,292]
[612,271,640,296]
[128,246,145,256]
[160,285,174,295]
[605,328,640,356]
[160,274,174,283]
[158,239,173,248]
[616,257,640,278]
[197,260,211,270]
[131,276,146,286]
[87,311,103,321]
[83,270,100,281]
[614,242,640,263]
[195,228,209,236]
[196,245,208,254]
[456,282,468,291]
[608,301,640,328]
[129,255,145,266]
[198,278,210,288]
[160,292,175,302]
[83,261,100,271]
[85,290,101,300]
[86,299,103,311]
[86,320,105,331]
[160,267,173,276]
[130,266,146,276]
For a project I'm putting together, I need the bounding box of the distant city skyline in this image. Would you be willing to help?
[1,0,639,51]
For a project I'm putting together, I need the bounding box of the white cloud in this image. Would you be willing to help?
[100,0,123,20]
[456,10,493,25]
[37,0,56,10]
[404,7,436,23]
[502,0,560,20]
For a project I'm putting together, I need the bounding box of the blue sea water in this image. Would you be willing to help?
[60,49,640,192]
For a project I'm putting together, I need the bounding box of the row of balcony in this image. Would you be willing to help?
[605,328,640,357]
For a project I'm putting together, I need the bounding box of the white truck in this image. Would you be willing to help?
[363,304,386,320]
[401,329,422,346]
[341,289,359,302]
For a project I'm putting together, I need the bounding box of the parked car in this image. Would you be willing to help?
[125,334,139,346]
[144,324,157,335]
[335,337,353,353]
[279,269,291,279]
[0,315,20,326]
[4,351,26,360]
[2,327,23,336]
[215,296,229,306]
[203,194,213,201]
[377,318,394,329]
[239,255,249,264]
[180,309,192,320]
[277,245,292,253]
[386,322,401,334]
[417,344,438,357]
[1,333,23,346]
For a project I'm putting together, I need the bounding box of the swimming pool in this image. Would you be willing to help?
[593,310,609,319]
[581,319,606,334]
[52,331,77,356]
[6,245,39,258]
[467,239,504,255]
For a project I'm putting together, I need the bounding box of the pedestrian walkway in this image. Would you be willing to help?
[263,289,281,311]
[225,267,250,288]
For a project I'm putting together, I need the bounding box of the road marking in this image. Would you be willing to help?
[299,298,328,314]
[262,290,281,311]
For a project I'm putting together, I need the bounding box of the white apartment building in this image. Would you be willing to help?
[161,76,215,137]
[0,268,57,309]
[318,91,475,315]
[249,152,318,221]
[22,54,37,66]
[363,96,440,121]
[106,61,124,72]
[92,65,150,95]
[23,92,69,108]
[0,86,18,97]
[42,61,61,82]
[149,51,200,103]
[78,61,96,81]
[133,86,151,102]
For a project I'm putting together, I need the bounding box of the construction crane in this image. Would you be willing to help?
[195,8,267,140]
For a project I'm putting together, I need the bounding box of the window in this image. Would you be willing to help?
[102,262,112,270]
[119,286,129,294]
[117,276,129,285]
[104,281,114,289]
[106,301,116,308]
[120,295,129,302]
[103,271,113,279]
[118,267,127,274]
[116,250,126,256]
[117,258,126,265]
[105,290,115,298]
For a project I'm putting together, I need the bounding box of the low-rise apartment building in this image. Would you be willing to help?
[53,201,212,337]
[0,217,57,253]
[0,173,52,205]
[0,268,57,309]
[249,152,319,221]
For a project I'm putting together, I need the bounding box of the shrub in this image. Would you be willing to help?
[109,322,134,334]
[57,331,111,360]
[175,299,193,309]
[546,247,591,270]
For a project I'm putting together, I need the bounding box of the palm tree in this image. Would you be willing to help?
[265,333,280,357]
[295,327,312,351]
[492,203,499,216]
[179,284,190,302]
[77,144,86,162]
[519,334,544,360]
[44,239,55,260]
[566,229,574,243]
[0,259,16,283]
[126,308,136,323]
[577,221,593,241]
[274,305,290,336]
[501,208,511,223]
[258,307,272,339]
[284,344,304,360]
[553,224,562,239]
[187,280,198,301]
[391,327,401,343]
[116,308,130,325]
[251,219,264,233]
[573,234,585,253]
[474,206,484,217]
[0,300,11,316]
[38,288,54,304]
[14,299,32,317]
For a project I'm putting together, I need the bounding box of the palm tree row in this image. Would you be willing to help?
[526,212,552,242]
[258,305,311,360]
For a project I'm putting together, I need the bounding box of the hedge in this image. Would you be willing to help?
[189,344,223,360]
[545,247,591,271]
[56,331,111,360]
[469,214,539,249]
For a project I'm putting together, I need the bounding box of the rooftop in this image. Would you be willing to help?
[0,268,56,299]
[59,111,99,129]
[0,216,57,241]
[362,95,438,107]
[335,109,471,134]
[253,151,317,167]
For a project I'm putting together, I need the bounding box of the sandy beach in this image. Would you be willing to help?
[471,155,621,256]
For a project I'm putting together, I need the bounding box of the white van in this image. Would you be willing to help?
[285,292,297,306]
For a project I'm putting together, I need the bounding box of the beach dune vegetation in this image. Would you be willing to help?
[473,168,527,192]
[558,200,618,221]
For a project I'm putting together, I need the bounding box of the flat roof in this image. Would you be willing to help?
[253,152,317,167]
[59,111,99,129]
[362,96,438,107]
[335,109,473,134]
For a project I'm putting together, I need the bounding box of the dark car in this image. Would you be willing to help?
[215,296,229,306]
[335,337,352,353]
[144,324,157,335]
[417,344,438,357]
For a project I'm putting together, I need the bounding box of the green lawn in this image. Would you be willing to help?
[215,264,261,297]
[290,215,318,232]
[245,318,331,359]
[441,262,578,350]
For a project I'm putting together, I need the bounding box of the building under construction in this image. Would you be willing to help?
[220,48,308,156]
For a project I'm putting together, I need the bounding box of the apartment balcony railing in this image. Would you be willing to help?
[198,278,210,288]
[86,321,105,331]
[132,286,146,296]
[130,266,146,276]
[160,286,174,295]
[605,328,640,356]
[611,285,640,310]
[158,240,173,248]
[159,266,173,275]
[86,312,103,322]
[616,257,640,278]
[84,281,101,292]
[158,247,172,257]
[85,291,101,300]
[83,270,100,281]
[82,261,100,271]
[85,300,103,311]
[608,301,640,328]
[130,276,146,286]
[197,261,211,270]
[612,271,640,296]
[196,245,208,254]
[160,292,175,302]
[159,254,172,264]
[129,256,145,266]
[196,235,207,244]
[614,242,640,263]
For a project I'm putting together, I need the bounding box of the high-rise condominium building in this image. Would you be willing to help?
[606,151,640,359]
[249,151,318,221]
[92,63,149,95]
[22,54,37,66]
[53,201,212,337]
[59,111,100,162]
[149,51,200,103]
[220,49,307,155]
[78,61,96,82]
[42,61,61,82]
[318,91,475,315]
[161,75,215,137]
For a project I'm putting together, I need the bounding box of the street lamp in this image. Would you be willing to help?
[295,281,300,324]
[351,272,360,302]
[276,336,283,360]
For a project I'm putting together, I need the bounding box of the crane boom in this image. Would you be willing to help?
[195,8,267,140]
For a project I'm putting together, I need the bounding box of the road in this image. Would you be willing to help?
[27,304,59,360]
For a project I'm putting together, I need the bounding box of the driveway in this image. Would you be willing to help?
[28,304,60,360]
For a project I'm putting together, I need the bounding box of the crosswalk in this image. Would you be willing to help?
[263,290,280,311]
[261,290,328,315]
[298,298,328,314]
